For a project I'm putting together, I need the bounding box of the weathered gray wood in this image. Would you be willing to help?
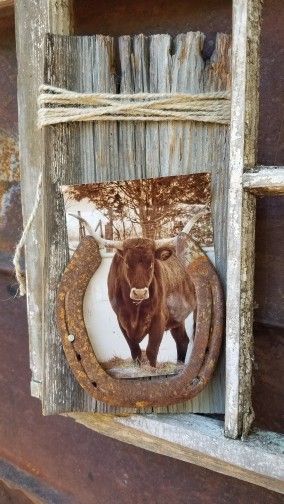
[42,32,231,415]
[243,166,284,194]
[225,0,263,438]
[43,36,87,414]
[14,0,74,400]
[69,412,284,495]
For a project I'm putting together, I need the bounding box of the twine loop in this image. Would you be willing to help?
[38,84,231,127]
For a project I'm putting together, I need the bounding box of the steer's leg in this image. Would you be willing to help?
[170,324,189,363]
[147,319,165,367]
[118,322,142,363]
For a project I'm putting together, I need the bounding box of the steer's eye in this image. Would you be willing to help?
[148,263,153,270]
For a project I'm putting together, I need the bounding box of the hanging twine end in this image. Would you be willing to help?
[12,172,42,297]
[18,272,27,297]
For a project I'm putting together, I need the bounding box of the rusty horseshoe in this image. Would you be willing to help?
[56,233,224,408]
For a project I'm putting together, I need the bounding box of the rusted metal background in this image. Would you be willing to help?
[0,1,283,503]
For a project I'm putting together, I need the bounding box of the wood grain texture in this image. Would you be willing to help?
[243,166,284,195]
[68,412,284,494]
[225,0,262,438]
[14,0,74,400]
[42,32,231,415]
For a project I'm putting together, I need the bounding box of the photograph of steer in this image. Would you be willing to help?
[92,219,200,368]
[62,173,213,374]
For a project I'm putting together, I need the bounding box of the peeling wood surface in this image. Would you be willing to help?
[15,0,74,398]
[225,0,262,439]
[42,32,231,415]
[243,166,284,195]
[69,412,284,495]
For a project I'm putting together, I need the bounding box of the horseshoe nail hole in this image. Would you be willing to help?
[92,381,97,388]
[191,377,200,386]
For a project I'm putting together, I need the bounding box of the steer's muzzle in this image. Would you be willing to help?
[130,287,149,301]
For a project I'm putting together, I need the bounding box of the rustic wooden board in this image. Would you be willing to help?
[225,0,263,438]
[243,166,284,195]
[42,32,231,415]
[14,0,74,400]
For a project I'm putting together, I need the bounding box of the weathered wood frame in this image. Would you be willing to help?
[15,0,74,399]
[14,0,284,493]
[225,0,262,439]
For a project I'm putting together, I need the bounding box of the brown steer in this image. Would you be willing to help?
[107,238,196,367]
[69,212,204,367]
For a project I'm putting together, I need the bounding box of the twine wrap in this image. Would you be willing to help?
[38,85,231,127]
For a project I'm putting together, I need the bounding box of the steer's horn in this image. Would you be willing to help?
[68,213,123,249]
[180,209,209,234]
[154,210,209,248]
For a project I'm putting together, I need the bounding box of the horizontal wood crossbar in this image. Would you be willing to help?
[68,413,284,494]
[243,166,284,195]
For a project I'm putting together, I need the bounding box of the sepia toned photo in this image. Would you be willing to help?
[61,173,214,379]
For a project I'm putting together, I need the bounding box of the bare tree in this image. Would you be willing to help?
[66,173,212,243]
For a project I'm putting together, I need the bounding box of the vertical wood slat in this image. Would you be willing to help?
[42,32,231,415]
[225,0,262,438]
[14,0,74,400]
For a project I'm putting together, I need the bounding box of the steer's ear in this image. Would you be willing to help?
[155,247,173,261]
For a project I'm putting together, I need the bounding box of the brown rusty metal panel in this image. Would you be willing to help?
[0,11,20,275]
[253,323,284,434]
[254,196,284,327]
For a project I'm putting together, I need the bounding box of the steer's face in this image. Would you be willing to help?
[117,238,173,303]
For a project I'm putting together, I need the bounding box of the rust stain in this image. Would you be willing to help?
[178,44,188,64]
[0,130,19,182]
[0,181,22,258]
[205,34,232,91]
